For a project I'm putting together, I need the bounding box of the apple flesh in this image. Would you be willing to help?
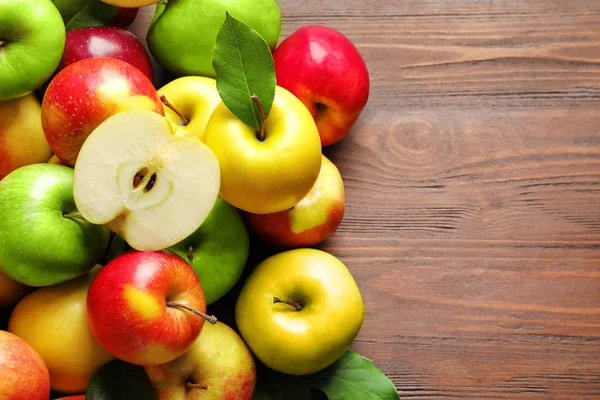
[145,321,256,399]
[0,93,53,180]
[59,26,153,82]
[73,109,220,251]
[273,26,370,146]
[0,330,51,400]
[87,250,211,366]
[245,155,345,248]
[41,57,164,166]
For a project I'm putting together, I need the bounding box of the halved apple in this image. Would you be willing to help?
[73,110,220,251]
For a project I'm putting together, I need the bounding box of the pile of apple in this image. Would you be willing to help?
[0,0,371,398]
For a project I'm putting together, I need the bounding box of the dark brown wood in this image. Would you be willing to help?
[278,0,600,398]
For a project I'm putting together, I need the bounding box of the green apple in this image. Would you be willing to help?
[169,197,250,305]
[145,321,256,399]
[157,76,222,141]
[147,0,281,77]
[0,0,65,101]
[0,164,110,286]
[235,248,364,375]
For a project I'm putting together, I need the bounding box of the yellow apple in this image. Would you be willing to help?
[204,86,322,214]
[235,248,364,375]
[0,93,52,180]
[158,76,222,141]
[0,270,31,308]
[8,266,115,393]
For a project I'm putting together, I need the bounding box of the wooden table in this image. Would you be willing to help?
[277,0,600,398]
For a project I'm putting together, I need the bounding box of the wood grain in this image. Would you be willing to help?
[277,0,600,398]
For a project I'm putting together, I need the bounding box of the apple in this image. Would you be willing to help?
[8,267,116,393]
[147,0,281,77]
[87,250,215,366]
[157,76,222,141]
[41,57,164,166]
[0,330,50,400]
[59,26,153,82]
[112,7,139,27]
[273,26,370,146]
[102,0,160,8]
[0,271,31,308]
[204,86,322,214]
[0,164,110,286]
[0,93,53,180]
[236,248,364,375]
[145,321,256,399]
[73,109,220,251]
[169,197,250,305]
[0,0,65,101]
[48,154,70,166]
[245,155,345,248]
[55,396,85,400]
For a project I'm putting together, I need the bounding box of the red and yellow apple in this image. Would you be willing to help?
[41,57,163,166]
[273,26,370,146]
[0,271,31,308]
[245,155,345,248]
[0,330,50,400]
[0,93,53,180]
[87,250,212,366]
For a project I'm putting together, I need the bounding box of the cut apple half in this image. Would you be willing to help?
[73,110,220,251]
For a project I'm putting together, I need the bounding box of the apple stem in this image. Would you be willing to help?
[187,382,208,390]
[251,94,266,141]
[167,302,218,324]
[63,212,87,221]
[160,95,190,125]
[273,296,303,311]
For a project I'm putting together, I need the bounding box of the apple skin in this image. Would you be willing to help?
[169,197,250,305]
[157,76,222,141]
[145,321,256,400]
[235,248,364,375]
[245,155,345,248]
[59,26,153,82]
[0,93,53,180]
[8,267,116,393]
[41,57,164,166]
[0,330,51,400]
[0,164,110,286]
[0,0,65,101]
[0,271,31,308]
[204,86,322,214]
[87,250,208,366]
[273,26,370,146]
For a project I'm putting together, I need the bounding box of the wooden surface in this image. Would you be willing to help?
[277,0,600,398]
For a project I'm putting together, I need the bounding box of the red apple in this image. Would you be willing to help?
[41,57,163,166]
[0,330,50,400]
[87,250,213,366]
[273,26,370,146]
[245,155,345,248]
[59,26,153,81]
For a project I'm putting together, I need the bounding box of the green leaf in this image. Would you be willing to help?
[254,383,311,400]
[52,0,119,30]
[86,359,153,400]
[308,350,400,400]
[212,12,276,131]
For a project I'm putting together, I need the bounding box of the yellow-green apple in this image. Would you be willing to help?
[273,26,370,146]
[41,57,164,166]
[145,321,256,399]
[235,248,364,375]
[73,110,220,251]
[204,86,322,214]
[147,0,280,77]
[0,271,31,308]
[0,93,53,180]
[245,155,345,248]
[0,164,110,286]
[169,197,250,305]
[157,76,221,141]
[86,250,215,366]
[0,330,50,400]
[58,26,153,81]
[8,267,115,393]
[0,0,65,101]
